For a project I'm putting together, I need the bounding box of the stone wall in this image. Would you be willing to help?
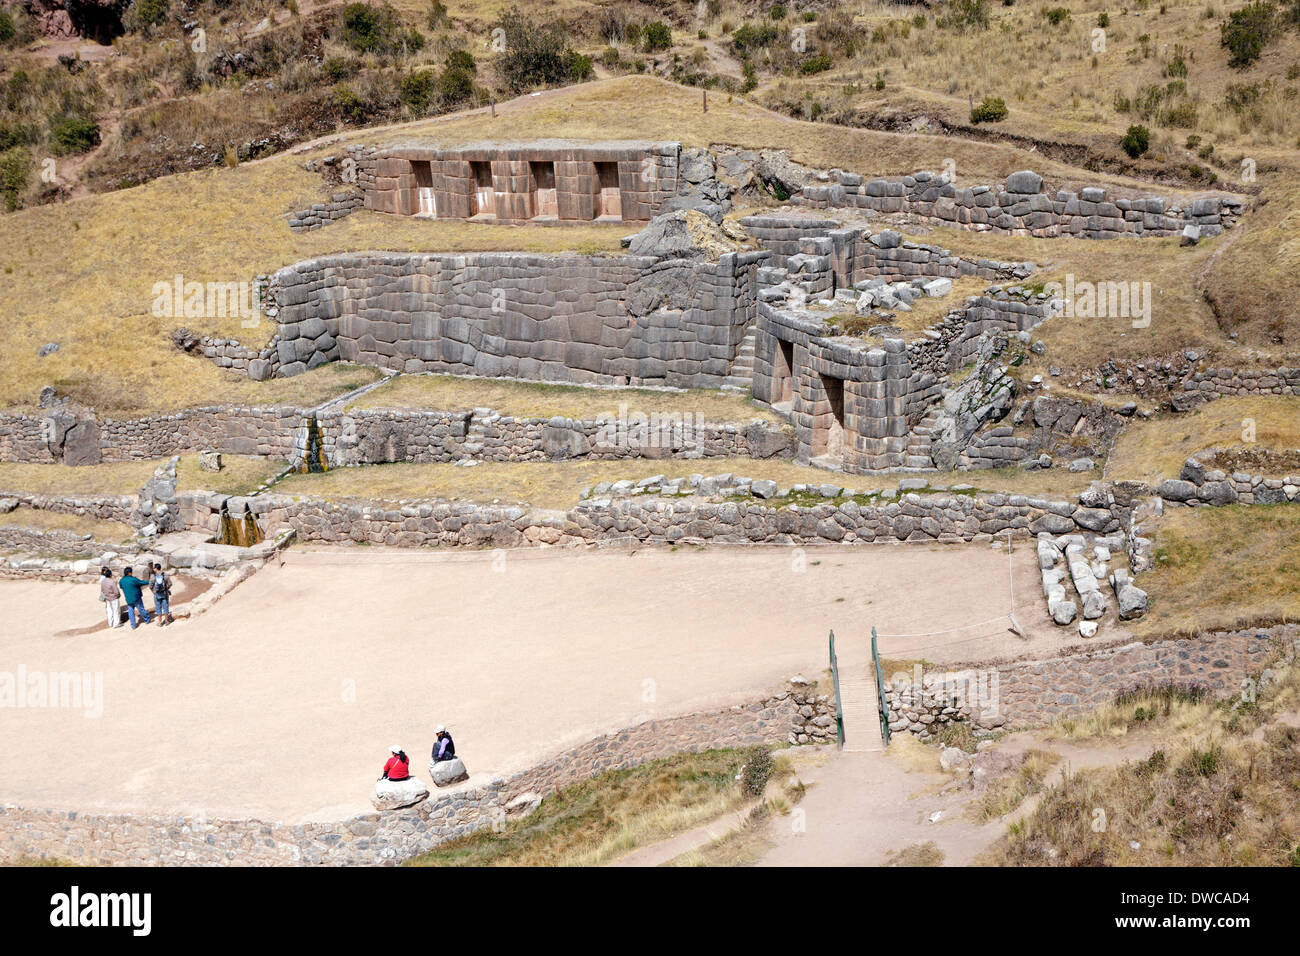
[0,688,807,866]
[177,486,1120,550]
[740,215,1034,290]
[287,191,365,233]
[885,625,1295,738]
[354,141,679,224]
[261,250,766,387]
[796,168,1243,239]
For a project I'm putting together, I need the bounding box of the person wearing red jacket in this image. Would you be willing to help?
[380,746,410,781]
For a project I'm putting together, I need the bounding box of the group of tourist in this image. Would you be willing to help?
[379,727,457,781]
[97,564,174,629]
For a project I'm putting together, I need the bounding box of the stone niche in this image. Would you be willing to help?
[362,141,681,225]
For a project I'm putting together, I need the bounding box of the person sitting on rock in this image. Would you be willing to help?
[431,726,456,762]
[118,567,152,629]
[380,746,410,781]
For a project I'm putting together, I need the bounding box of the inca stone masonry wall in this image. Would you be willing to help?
[0,689,806,866]
[256,250,765,387]
[0,402,794,468]
[885,625,1295,739]
[795,168,1243,239]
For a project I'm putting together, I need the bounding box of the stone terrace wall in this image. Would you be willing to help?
[0,689,805,866]
[354,141,679,223]
[1179,366,1300,400]
[262,250,766,387]
[182,487,1121,550]
[741,215,1034,290]
[0,402,793,468]
[885,625,1294,738]
[796,168,1243,239]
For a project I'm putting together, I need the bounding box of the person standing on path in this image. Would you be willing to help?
[119,566,152,629]
[99,567,121,628]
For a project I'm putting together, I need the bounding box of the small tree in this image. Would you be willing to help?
[642,20,672,51]
[1220,1,1276,68]
[1121,123,1151,157]
[399,70,436,112]
[970,95,1008,123]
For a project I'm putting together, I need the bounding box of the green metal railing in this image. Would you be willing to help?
[829,630,845,749]
[872,626,891,746]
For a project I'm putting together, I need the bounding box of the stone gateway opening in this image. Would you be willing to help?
[413,161,435,217]
[814,373,847,462]
[773,339,796,410]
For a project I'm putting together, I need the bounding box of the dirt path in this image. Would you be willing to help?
[751,731,1156,867]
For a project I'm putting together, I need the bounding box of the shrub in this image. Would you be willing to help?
[0,147,27,211]
[800,53,833,74]
[427,0,447,30]
[770,4,787,18]
[332,85,369,123]
[1097,11,1110,26]
[642,20,671,51]
[1166,54,1188,77]
[1042,6,1071,25]
[874,71,885,90]
[566,50,594,81]
[48,114,99,155]
[731,21,780,52]
[0,11,15,44]
[740,746,775,797]
[1121,123,1150,157]
[495,9,588,92]
[1220,1,1276,68]
[340,2,401,55]
[445,49,476,73]
[938,0,990,31]
[970,94,1008,122]
[323,57,356,81]
[132,0,170,30]
[436,66,474,103]
[399,70,436,112]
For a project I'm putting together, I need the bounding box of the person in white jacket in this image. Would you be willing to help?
[99,567,121,628]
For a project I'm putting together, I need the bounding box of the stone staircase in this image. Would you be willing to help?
[905,409,940,469]
[721,327,758,392]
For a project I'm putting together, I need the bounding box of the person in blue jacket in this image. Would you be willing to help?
[118,567,152,629]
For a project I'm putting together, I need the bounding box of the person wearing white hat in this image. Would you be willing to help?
[380,745,411,781]
[432,726,456,763]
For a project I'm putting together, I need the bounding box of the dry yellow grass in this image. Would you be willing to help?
[0,73,1282,419]
[0,454,287,497]
[1133,504,1300,637]
[273,456,1092,510]
[1106,395,1300,483]
[991,663,1300,867]
[0,506,134,543]
[350,374,782,421]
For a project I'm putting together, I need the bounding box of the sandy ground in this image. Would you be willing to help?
[0,540,1080,823]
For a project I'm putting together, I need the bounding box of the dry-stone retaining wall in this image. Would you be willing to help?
[286,191,365,233]
[885,624,1294,738]
[0,688,807,866]
[1154,454,1300,507]
[796,168,1243,239]
[260,250,766,387]
[173,487,1122,551]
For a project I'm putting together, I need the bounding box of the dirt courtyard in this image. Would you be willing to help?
[0,540,1076,823]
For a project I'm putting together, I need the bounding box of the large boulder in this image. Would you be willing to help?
[371,776,430,811]
[428,757,469,788]
[625,209,751,260]
[62,420,103,466]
